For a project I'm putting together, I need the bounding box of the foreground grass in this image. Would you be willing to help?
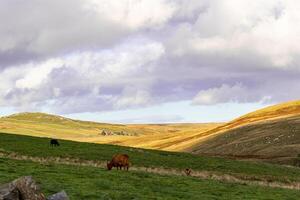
[1,158,300,200]
[1,133,300,183]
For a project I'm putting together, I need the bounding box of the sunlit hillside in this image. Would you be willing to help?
[209,100,300,133]
[191,114,300,165]
[0,100,299,154]
[0,112,138,139]
[179,100,300,164]
[162,100,300,152]
[0,112,221,150]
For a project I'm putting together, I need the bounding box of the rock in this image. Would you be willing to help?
[0,177,69,200]
[47,190,69,200]
[0,183,21,200]
[13,176,46,200]
[0,176,46,200]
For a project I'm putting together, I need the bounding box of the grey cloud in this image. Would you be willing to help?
[0,0,175,67]
[0,0,299,114]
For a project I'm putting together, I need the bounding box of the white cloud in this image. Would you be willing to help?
[114,89,152,109]
[86,0,177,29]
[168,0,300,68]
[15,59,63,89]
[0,0,175,57]
[0,0,300,115]
[192,84,259,105]
[0,39,165,112]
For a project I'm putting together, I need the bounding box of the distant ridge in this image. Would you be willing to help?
[0,112,138,139]
[4,112,73,122]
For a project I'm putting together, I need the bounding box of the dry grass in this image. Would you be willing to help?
[0,112,220,151]
[186,100,300,164]
[191,115,300,161]
[166,100,300,152]
[0,100,299,153]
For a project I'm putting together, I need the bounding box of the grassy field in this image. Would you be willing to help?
[2,158,300,200]
[1,132,300,199]
[1,132,300,183]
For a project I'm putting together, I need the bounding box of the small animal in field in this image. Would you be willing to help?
[107,154,130,171]
[184,168,192,176]
[50,139,60,147]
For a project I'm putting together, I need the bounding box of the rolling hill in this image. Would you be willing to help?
[0,100,299,160]
[185,100,300,164]
[0,112,220,150]
[191,115,300,164]
[138,100,300,152]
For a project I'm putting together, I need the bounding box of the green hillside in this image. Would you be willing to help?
[1,132,300,199]
[2,158,300,200]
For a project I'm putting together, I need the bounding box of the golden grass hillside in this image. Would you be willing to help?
[105,100,300,153]
[185,100,300,164]
[191,115,300,164]
[0,100,299,154]
[161,100,300,152]
[0,112,221,150]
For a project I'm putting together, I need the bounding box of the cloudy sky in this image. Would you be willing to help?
[0,0,299,123]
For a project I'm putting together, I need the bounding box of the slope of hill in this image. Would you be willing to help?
[184,100,300,164]
[157,100,300,152]
[1,100,299,155]
[0,112,220,150]
[191,115,300,164]
[205,100,300,134]
[0,112,138,139]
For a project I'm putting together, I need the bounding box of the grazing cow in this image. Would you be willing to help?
[107,154,130,171]
[184,168,192,176]
[50,139,60,147]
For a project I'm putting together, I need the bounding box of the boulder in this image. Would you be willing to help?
[0,176,69,200]
[47,190,69,200]
[0,183,21,200]
[12,176,46,200]
[0,176,45,200]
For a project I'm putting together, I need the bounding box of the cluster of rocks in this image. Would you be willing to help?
[0,176,69,200]
[100,129,136,136]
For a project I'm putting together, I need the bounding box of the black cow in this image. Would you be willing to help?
[50,139,60,147]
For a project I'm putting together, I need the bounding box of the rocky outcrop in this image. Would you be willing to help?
[0,176,69,200]
[100,129,136,136]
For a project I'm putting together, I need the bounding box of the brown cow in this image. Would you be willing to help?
[107,154,130,171]
[184,168,192,176]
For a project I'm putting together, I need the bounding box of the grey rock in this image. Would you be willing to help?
[0,176,46,200]
[47,191,69,200]
[0,183,21,200]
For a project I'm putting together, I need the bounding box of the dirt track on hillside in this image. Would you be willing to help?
[1,151,300,191]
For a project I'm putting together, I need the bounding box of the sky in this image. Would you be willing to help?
[0,0,299,123]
